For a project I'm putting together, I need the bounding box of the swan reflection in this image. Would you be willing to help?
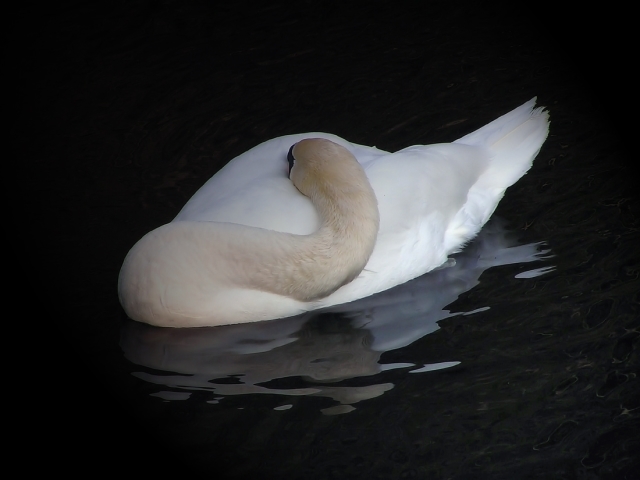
[121,219,553,414]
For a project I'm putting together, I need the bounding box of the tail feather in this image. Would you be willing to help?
[455,97,550,192]
[454,98,546,148]
[444,98,550,252]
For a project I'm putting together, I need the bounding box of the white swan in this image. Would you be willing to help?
[118,98,549,327]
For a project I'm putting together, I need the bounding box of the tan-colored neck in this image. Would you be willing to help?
[259,138,380,300]
[295,160,379,299]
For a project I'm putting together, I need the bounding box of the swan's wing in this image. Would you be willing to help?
[315,143,492,307]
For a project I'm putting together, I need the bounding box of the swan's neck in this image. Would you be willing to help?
[288,170,379,300]
[242,139,381,301]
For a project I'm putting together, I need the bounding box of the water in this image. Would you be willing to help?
[25,1,638,478]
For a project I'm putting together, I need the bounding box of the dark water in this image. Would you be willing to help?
[22,1,638,478]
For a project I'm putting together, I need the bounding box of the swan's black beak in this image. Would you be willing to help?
[287,144,296,177]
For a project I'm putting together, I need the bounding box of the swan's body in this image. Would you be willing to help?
[119,98,549,327]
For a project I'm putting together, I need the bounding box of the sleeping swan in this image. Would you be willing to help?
[118,98,549,327]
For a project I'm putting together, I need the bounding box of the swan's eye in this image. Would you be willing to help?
[287,144,296,177]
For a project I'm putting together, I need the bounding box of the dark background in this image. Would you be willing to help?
[15,1,636,477]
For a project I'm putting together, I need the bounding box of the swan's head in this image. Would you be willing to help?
[287,138,363,198]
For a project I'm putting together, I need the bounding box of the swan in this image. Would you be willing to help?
[118,98,549,328]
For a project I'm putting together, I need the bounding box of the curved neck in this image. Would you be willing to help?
[247,138,381,301]
[291,169,379,300]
